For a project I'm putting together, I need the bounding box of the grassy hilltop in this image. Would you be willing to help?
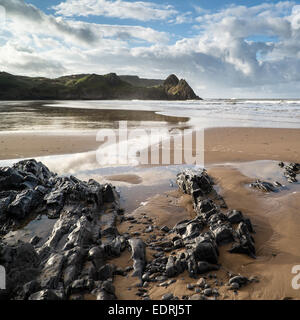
[0,72,201,100]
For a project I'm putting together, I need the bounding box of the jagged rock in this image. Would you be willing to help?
[226,210,244,224]
[0,160,123,300]
[88,246,105,269]
[0,167,25,191]
[30,236,41,246]
[197,278,206,288]
[176,169,213,202]
[28,289,63,300]
[244,218,255,233]
[191,240,219,264]
[173,239,184,249]
[173,220,190,236]
[250,180,276,192]
[229,275,249,287]
[63,216,94,250]
[7,189,42,219]
[44,190,64,219]
[207,212,227,226]
[98,264,116,281]
[38,253,65,289]
[96,290,116,300]
[23,280,41,299]
[62,247,85,287]
[69,279,94,294]
[195,199,216,218]
[229,239,256,258]
[280,162,300,183]
[12,159,55,184]
[174,256,187,274]
[211,224,234,245]
[95,280,116,300]
[161,225,170,233]
[203,288,213,296]
[182,220,204,240]
[165,256,177,277]
[229,222,256,258]
[102,184,118,203]
[128,238,146,280]
[236,222,254,242]
[0,242,40,297]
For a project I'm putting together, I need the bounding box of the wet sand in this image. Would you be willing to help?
[0,132,100,160]
[1,127,299,163]
[106,174,143,185]
[209,166,300,300]
[204,127,300,164]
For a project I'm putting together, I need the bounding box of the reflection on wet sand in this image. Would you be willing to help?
[0,101,189,132]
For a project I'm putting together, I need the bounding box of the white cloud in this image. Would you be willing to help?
[169,12,193,25]
[1,1,300,97]
[53,0,177,21]
[1,0,168,45]
[1,0,100,45]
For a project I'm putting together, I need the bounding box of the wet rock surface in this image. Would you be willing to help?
[279,162,300,183]
[175,169,256,260]
[250,180,277,192]
[249,162,300,193]
[0,159,124,300]
[122,169,257,300]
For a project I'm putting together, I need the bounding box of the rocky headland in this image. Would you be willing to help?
[0,72,201,100]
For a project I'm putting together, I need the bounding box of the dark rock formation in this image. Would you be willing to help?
[176,169,213,202]
[135,169,256,290]
[128,238,146,281]
[250,180,277,192]
[0,159,125,300]
[173,169,256,274]
[279,162,300,183]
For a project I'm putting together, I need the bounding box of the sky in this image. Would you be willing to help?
[1,1,300,98]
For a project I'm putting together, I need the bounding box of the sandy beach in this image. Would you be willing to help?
[1,127,300,163]
[1,126,299,300]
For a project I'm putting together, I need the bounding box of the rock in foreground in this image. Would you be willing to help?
[0,159,125,300]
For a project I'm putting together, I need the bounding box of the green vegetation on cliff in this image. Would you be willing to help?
[0,72,201,100]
